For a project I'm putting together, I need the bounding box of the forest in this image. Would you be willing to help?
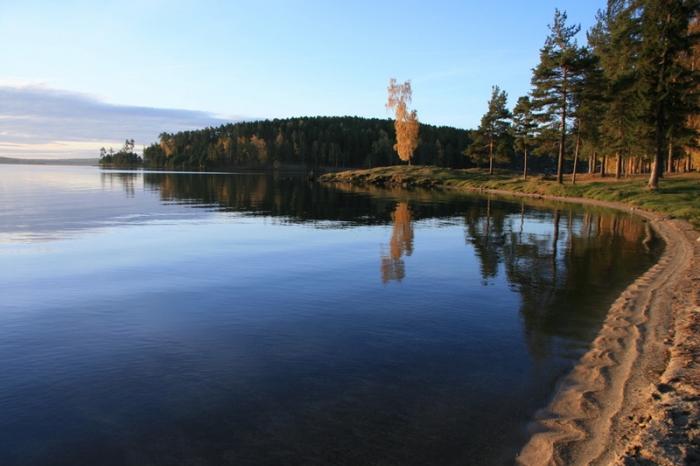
[465,1,700,189]
[141,1,700,189]
[142,117,472,171]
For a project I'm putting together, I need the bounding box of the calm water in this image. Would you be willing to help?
[0,165,661,465]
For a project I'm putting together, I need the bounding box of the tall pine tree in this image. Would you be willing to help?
[464,86,512,174]
[682,14,700,171]
[569,47,603,183]
[512,95,538,179]
[589,0,641,179]
[531,9,590,184]
[635,0,700,188]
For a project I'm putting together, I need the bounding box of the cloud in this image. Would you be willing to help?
[0,82,250,159]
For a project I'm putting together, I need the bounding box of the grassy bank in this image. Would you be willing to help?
[319,166,700,229]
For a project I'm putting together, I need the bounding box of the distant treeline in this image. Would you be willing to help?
[0,157,99,166]
[143,116,475,171]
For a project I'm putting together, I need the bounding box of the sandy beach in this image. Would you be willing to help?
[491,192,700,465]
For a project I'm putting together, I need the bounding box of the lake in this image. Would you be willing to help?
[0,165,661,465]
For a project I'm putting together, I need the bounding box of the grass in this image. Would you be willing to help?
[319,166,700,229]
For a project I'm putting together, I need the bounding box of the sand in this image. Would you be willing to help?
[487,192,700,465]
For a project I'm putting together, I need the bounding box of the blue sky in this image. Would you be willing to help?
[0,0,607,159]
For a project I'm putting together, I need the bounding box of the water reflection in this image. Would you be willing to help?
[380,202,415,283]
[0,166,663,465]
[460,196,657,363]
[101,172,138,197]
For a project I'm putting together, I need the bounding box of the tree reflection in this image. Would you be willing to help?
[463,196,659,364]
[141,173,659,364]
[101,172,138,197]
[380,202,414,284]
[463,197,510,285]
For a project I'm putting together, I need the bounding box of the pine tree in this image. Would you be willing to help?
[512,95,538,179]
[635,0,700,188]
[531,9,590,184]
[464,86,512,174]
[588,0,640,179]
[571,47,605,182]
[683,14,700,171]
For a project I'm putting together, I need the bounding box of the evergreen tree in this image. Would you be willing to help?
[682,14,700,171]
[570,48,605,182]
[588,0,640,179]
[464,86,513,174]
[635,0,700,188]
[531,9,590,184]
[512,95,538,179]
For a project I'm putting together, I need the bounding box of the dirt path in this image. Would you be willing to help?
[470,191,700,465]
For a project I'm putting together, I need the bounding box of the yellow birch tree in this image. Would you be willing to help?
[386,78,419,165]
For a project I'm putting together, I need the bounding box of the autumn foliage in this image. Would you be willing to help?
[386,79,420,165]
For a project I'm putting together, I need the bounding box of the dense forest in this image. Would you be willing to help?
[141,0,700,187]
[143,117,472,171]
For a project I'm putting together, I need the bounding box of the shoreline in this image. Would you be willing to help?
[320,167,699,463]
[455,187,699,465]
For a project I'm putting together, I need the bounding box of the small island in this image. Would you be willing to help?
[99,139,142,168]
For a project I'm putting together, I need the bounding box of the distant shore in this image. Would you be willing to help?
[321,166,700,464]
[0,157,99,166]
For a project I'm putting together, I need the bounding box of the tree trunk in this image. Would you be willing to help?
[668,139,674,173]
[649,153,663,189]
[589,151,597,174]
[572,132,581,185]
[601,155,607,177]
[523,147,529,179]
[557,68,568,185]
[557,117,566,184]
[613,120,623,179]
[648,115,665,189]
[648,45,669,189]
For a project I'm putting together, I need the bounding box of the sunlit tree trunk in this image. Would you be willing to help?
[557,82,567,185]
[601,155,607,177]
[572,132,581,184]
[523,147,529,179]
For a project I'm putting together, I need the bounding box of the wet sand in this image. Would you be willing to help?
[472,191,700,465]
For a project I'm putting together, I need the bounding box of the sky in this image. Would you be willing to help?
[0,0,608,159]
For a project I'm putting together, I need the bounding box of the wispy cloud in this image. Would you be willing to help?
[0,82,251,159]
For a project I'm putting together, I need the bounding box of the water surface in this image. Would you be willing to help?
[0,166,661,465]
